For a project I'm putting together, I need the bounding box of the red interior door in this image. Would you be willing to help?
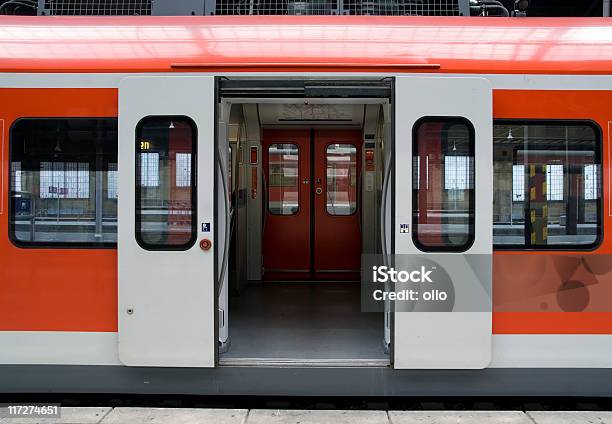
[262,129,311,279]
[313,129,362,279]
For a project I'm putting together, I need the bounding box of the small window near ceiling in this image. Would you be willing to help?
[412,117,475,252]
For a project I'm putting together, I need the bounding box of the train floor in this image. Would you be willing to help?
[220,281,387,363]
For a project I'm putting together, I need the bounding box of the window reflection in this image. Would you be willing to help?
[326,143,357,216]
[493,122,600,247]
[9,118,118,245]
[412,119,475,251]
[135,117,196,249]
[268,143,299,215]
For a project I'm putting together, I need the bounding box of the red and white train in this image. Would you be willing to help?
[1,16,612,396]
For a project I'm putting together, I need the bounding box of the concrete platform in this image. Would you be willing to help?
[526,411,612,424]
[2,408,611,424]
[388,410,533,424]
[0,407,111,424]
[101,408,247,424]
[247,409,389,424]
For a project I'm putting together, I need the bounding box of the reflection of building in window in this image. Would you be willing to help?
[40,161,89,199]
[512,165,524,201]
[268,144,299,216]
[139,152,159,187]
[413,156,428,190]
[108,163,118,199]
[10,162,22,192]
[9,118,118,245]
[269,144,298,187]
[326,144,357,216]
[444,155,473,190]
[175,153,191,187]
[584,164,599,200]
[493,122,600,248]
[546,164,563,201]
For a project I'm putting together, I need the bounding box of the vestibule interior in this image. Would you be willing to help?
[217,92,392,365]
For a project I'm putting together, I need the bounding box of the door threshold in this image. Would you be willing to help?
[218,357,390,368]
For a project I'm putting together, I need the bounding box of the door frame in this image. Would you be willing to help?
[217,91,391,364]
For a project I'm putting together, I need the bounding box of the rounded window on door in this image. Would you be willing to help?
[412,117,475,252]
[135,116,197,250]
[268,143,299,215]
[326,143,357,216]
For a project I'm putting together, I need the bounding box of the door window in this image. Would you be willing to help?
[326,143,357,216]
[135,116,197,250]
[412,118,475,252]
[268,143,299,215]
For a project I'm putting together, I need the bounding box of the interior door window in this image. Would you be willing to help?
[326,143,357,216]
[268,143,299,215]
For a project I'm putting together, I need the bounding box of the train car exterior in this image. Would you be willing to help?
[1,16,612,396]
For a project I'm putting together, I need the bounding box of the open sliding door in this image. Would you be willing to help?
[118,76,216,367]
[393,77,493,369]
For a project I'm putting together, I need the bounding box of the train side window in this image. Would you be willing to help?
[268,143,299,215]
[135,116,197,251]
[412,117,475,252]
[9,118,118,247]
[326,144,357,216]
[493,121,601,249]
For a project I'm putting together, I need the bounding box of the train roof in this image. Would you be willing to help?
[0,16,610,74]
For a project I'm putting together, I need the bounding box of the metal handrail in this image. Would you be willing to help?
[217,151,231,298]
[380,152,393,266]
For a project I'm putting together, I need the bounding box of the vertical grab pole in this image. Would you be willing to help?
[380,123,394,353]
[217,100,232,354]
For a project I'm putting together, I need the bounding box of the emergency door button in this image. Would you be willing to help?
[200,239,212,251]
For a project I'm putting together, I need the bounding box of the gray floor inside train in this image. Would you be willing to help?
[221,281,387,361]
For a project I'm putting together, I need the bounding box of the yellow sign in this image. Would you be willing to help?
[140,140,151,150]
